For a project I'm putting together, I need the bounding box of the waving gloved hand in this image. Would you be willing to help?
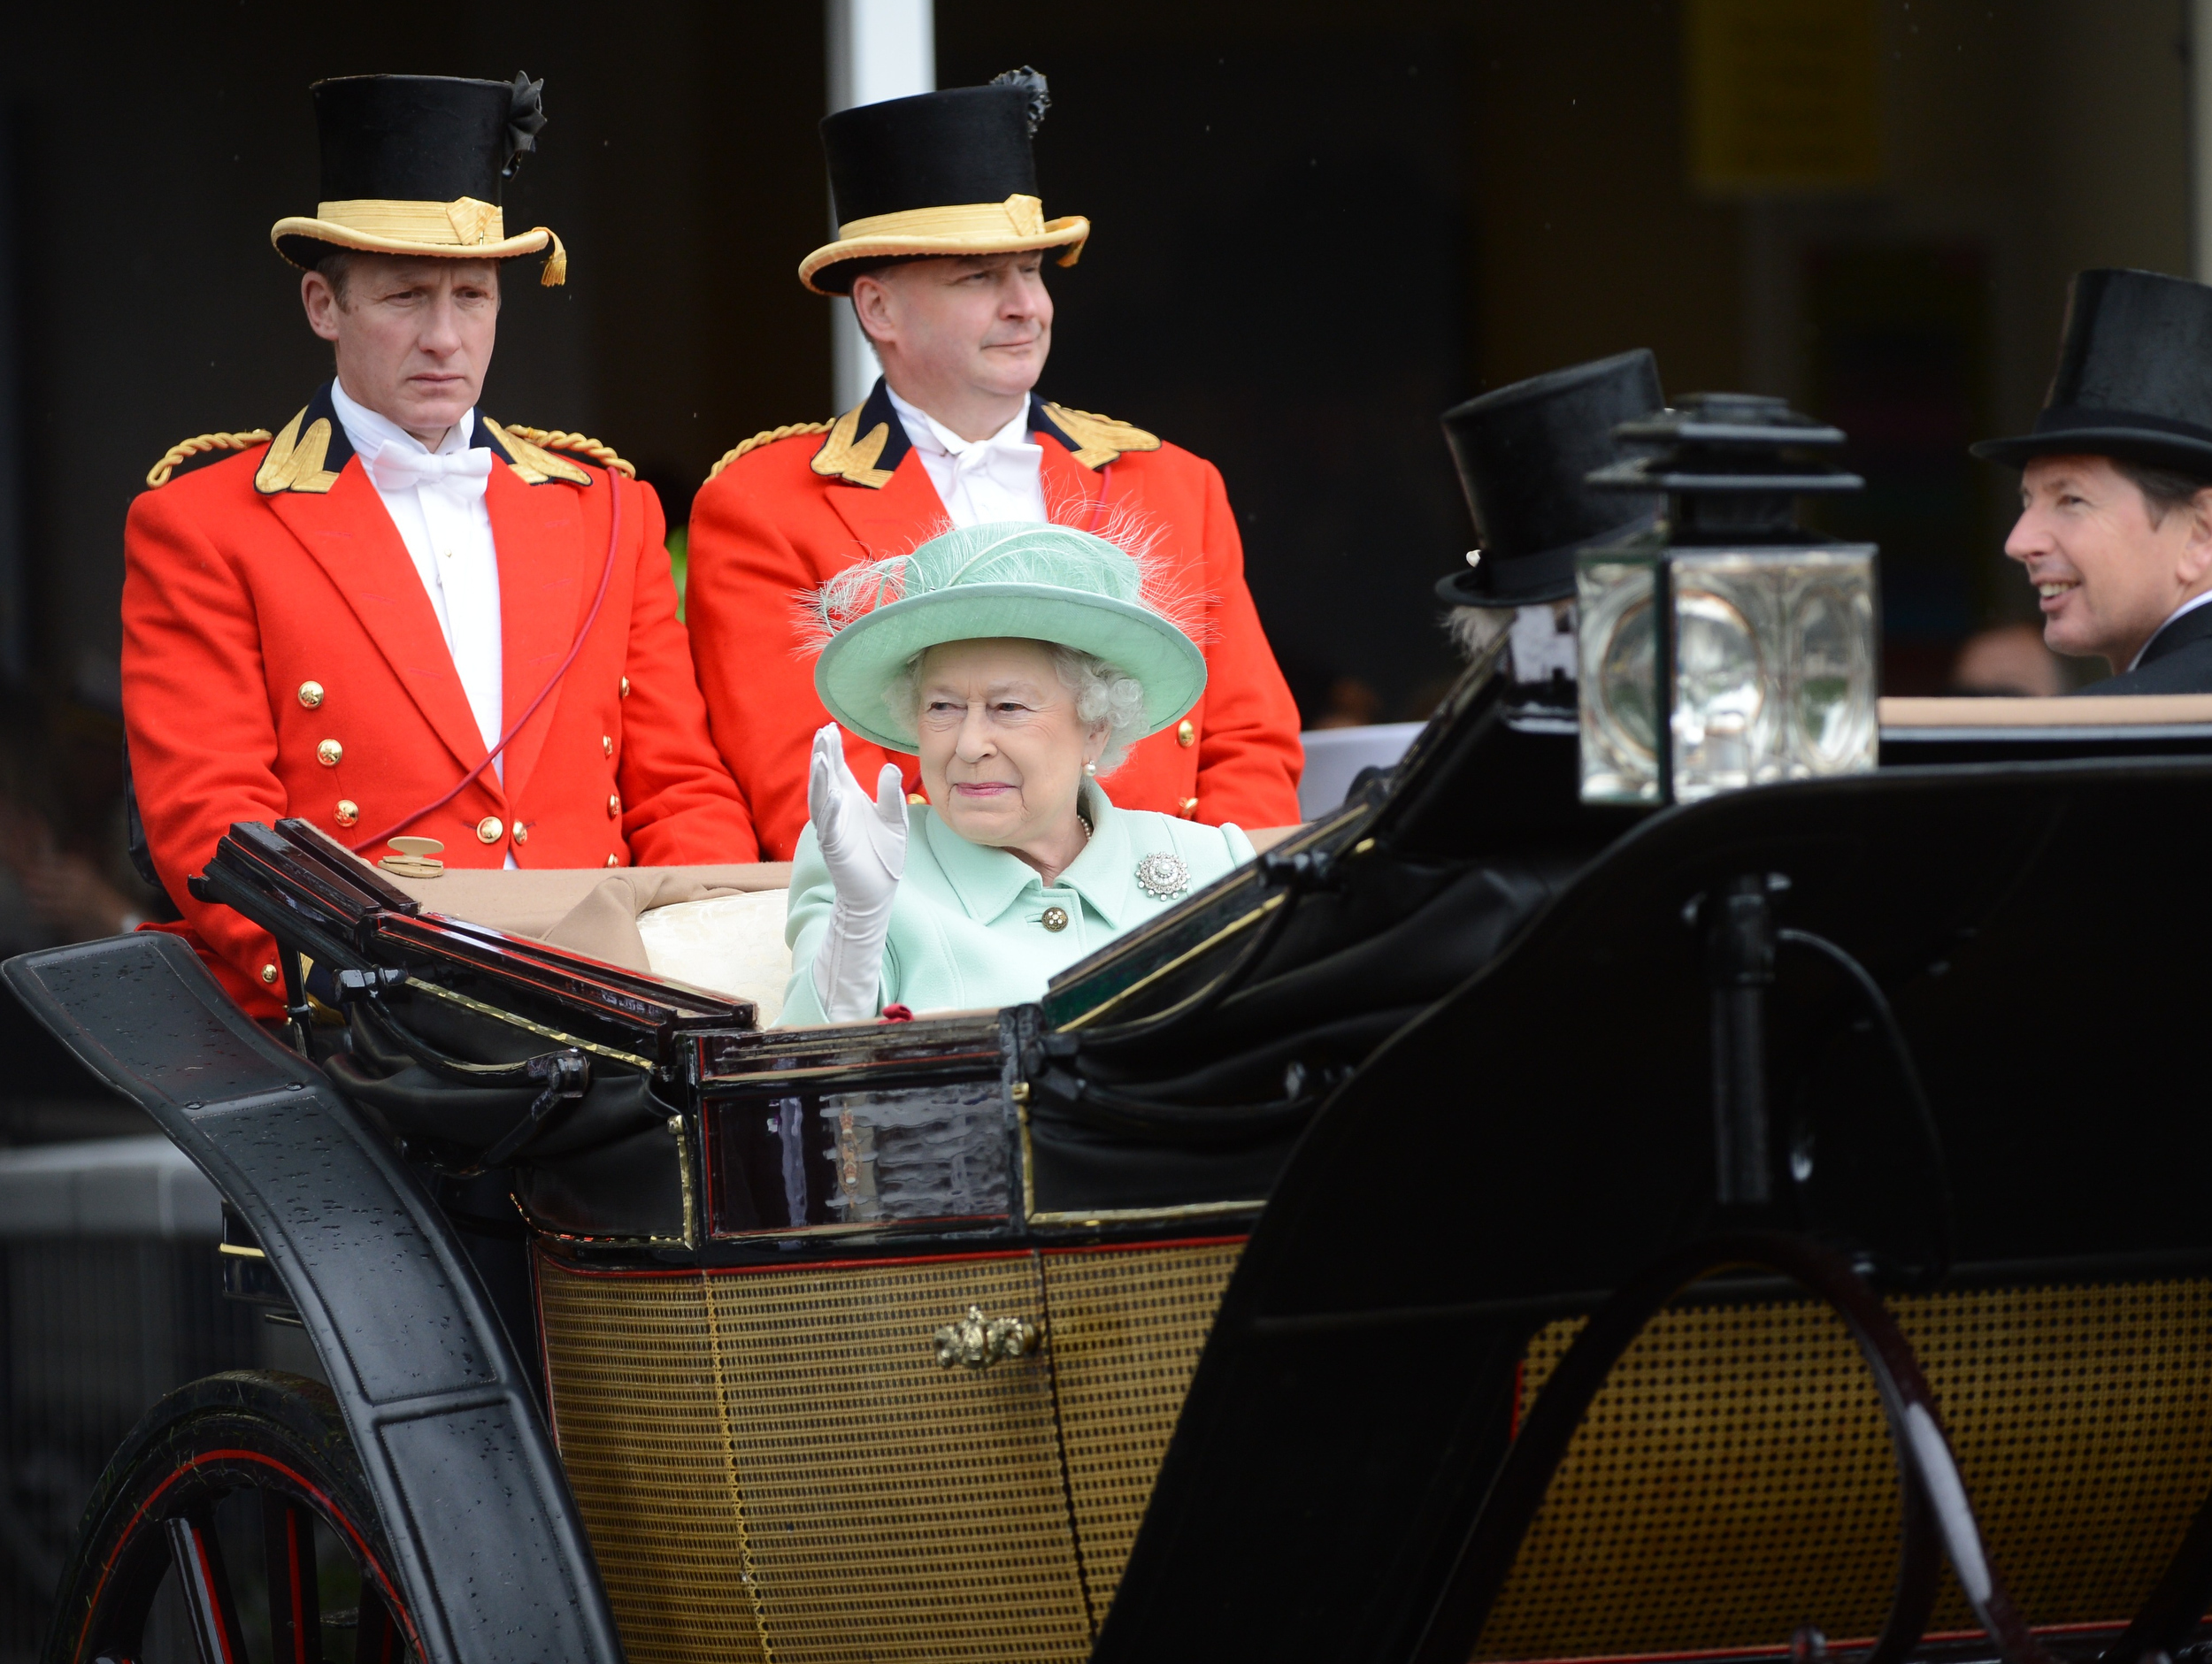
[805,723,909,1019]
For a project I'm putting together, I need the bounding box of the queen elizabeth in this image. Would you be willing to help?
[780,522,1256,1025]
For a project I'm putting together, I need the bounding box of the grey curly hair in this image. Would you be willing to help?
[887,643,1150,775]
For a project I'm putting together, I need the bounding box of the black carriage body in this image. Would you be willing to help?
[22,663,2212,1663]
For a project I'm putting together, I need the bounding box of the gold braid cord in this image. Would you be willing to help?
[144,429,274,490]
[502,426,637,479]
[707,421,833,482]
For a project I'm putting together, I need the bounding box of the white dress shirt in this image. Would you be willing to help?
[329,381,505,771]
[886,384,1048,526]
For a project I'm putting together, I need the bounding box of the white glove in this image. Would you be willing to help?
[805,724,908,1020]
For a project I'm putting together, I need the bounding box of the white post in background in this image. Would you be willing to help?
[2194,0,2212,280]
[826,0,935,413]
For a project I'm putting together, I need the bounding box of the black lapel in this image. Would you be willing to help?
[856,377,912,475]
[2138,600,2212,667]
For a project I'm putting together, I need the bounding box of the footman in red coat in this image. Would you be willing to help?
[685,68,1304,860]
[124,73,757,1017]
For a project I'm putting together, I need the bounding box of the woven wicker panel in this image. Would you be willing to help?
[1043,1240,1245,1617]
[1473,1279,2212,1662]
[704,1253,1093,1662]
[537,1263,771,1664]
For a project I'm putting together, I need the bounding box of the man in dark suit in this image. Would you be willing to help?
[1975,268,2212,694]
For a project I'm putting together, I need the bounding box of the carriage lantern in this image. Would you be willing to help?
[1574,393,1878,804]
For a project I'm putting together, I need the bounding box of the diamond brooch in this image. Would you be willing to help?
[1134,851,1191,901]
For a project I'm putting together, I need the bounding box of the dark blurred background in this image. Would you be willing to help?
[0,1,2184,786]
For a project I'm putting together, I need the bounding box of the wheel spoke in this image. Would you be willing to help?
[261,1491,323,1664]
[357,1585,403,1664]
[162,1514,248,1664]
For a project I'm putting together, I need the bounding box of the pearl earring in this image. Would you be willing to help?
[1084,761,1097,776]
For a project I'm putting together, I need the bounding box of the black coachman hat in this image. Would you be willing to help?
[1973,268,2212,473]
[270,73,566,286]
[799,68,1089,295]
[1436,349,1667,609]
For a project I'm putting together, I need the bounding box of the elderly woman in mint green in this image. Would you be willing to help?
[780,523,1256,1026]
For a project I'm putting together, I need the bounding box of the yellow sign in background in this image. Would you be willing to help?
[1686,0,1883,194]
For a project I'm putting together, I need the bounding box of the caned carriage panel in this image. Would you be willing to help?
[537,1267,771,1664]
[1041,1239,1246,1617]
[1476,1280,2212,1660]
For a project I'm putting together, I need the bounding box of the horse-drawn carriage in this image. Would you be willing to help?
[22,402,2212,1664]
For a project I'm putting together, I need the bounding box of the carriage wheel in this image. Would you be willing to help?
[43,1370,419,1664]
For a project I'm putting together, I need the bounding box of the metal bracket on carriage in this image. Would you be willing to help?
[331,965,409,1001]
[932,1305,1043,1370]
[475,1050,593,1170]
[1256,845,1342,891]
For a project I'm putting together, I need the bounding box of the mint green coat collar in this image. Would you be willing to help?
[920,779,1132,930]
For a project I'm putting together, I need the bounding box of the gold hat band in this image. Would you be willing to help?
[837,193,1050,242]
[799,192,1088,294]
[316,196,509,247]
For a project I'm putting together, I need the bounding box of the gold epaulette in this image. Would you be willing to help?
[496,425,635,479]
[1041,403,1163,469]
[707,420,835,483]
[144,429,274,490]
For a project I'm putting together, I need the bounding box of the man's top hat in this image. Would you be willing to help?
[271,74,566,286]
[1436,349,1666,609]
[1973,268,2212,474]
[799,68,1088,296]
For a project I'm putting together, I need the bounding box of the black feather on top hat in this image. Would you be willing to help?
[799,68,1088,296]
[1436,349,1667,609]
[270,73,566,287]
[1974,269,2212,473]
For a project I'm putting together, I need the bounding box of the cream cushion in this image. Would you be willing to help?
[637,889,794,1024]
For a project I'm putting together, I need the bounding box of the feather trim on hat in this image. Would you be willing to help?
[794,518,1210,661]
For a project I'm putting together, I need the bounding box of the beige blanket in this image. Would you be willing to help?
[380,863,795,1013]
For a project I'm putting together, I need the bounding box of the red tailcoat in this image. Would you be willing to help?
[123,386,758,1016]
[685,381,1305,860]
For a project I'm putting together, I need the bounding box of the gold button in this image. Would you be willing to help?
[316,739,342,767]
[907,792,927,805]
[298,680,325,709]
[1041,906,1069,932]
[512,823,528,846]
[1179,796,1199,818]
[1177,719,1195,747]
[608,794,621,818]
[259,963,279,985]
[334,799,358,827]
[602,734,613,758]
[619,676,631,698]
[475,816,504,845]
[605,853,619,868]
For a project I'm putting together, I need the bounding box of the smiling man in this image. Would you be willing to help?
[124,73,756,1016]
[1974,268,2212,693]
[684,69,1303,859]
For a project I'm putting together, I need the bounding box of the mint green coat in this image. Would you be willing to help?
[779,784,1256,1026]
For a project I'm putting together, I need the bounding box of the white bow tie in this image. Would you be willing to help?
[943,429,1037,483]
[363,443,493,502]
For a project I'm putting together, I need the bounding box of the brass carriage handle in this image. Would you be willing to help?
[932,1305,1043,1370]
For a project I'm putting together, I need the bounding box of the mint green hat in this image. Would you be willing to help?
[810,522,1209,753]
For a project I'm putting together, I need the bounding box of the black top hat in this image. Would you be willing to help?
[800,69,1089,295]
[270,73,565,286]
[1435,349,1666,609]
[1972,268,2212,473]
